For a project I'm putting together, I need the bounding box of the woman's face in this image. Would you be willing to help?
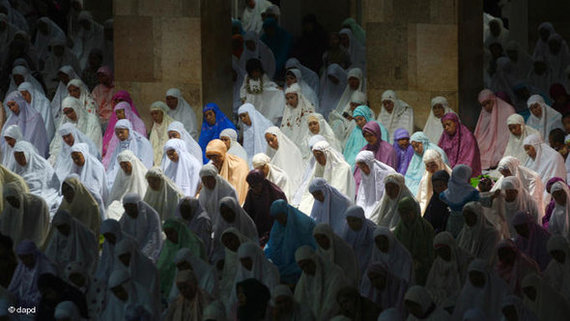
[166,149,179,162]
[14,151,26,166]
[354,115,367,129]
[285,93,298,107]
[285,73,297,87]
[481,99,493,113]
[432,104,445,118]
[150,110,163,124]
[308,119,320,134]
[4,136,16,148]
[239,112,252,126]
[357,161,370,175]
[524,145,536,159]
[385,182,400,199]
[339,33,350,47]
[553,189,567,206]
[63,107,77,121]
[220,136,232,150]
[168,131,181,139]
[508,124,522,136]
[204,110,216,125]
[442,119,457,136]
[20,90,31,103]
[382,100,394,113]
[530,103,542,118]
[424,161,439,174]
[166,96,178,109]
[119,161,132,175]
[346,216,363,231]
[348,77,360,90]
[265,133,279,150]
[313,150,326,166]
[67,85,81,98]
[115,108,126,119]
[115,128,129,141]
[363,130,377,145]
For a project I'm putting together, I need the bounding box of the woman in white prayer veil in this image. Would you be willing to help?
[240,58,284,124]
[66,78,97,115]
[165,88,199,139]
[12,141,61,215]
[68,142,108,207]
[1,124,22,171]
[95,219,134,282]
[218,228,253,303]
[50,65,80,121]
[52,96,102,153]
[522,134,566,185]
[300,113,342,160]
[313,223,359,286]
[18,82,56,141]
[238,103,273,163]
[549,181,570,240]
[284,68,319,108]
[58,175,102,235]
[119,193,163,262]
[338,28,366,69]
[525,94,564,139]
[333,67,365,116]
[252,152,292,199]
[0,182,50,248]
[34,17,65,60]
[241,0,272,34]
[425,231,473,306]
[104,119,153,188]
[308,178,353,236]
[106,150,148,219]
[453,259,511,321]
[416,150,451,215]
[99,269,155,321]
[456,202,500,261]
[503,114,541,164]
[370,226,414,284]
[521,273,570,321]
[329,91,367,146]
[72,11,105,69]
[149,101,174,165]
[169,247,219,301]
[211,196,259,262]
[377,90,414,143]
[265,126,305,190]
[319,64,347,118]
[355,150,396,218]
[143,167,184,221]
[423,96,454,144]
[240,32,276,79]
[280,83,315,144]
[491,156,544,214]
[226,242,280,313]
[299,140,355,214]
[198,164,239,229]
[220,128,248,162]
[161,138,201,197]
[41,38,81,94]
[167,121,203,163]
[544,236,570,302]
[233,57,246,113]
[403,285,451,321]
[286,58,320,95]
[6,65,45,98]
[293,245,348,321]
[49,123,98,182]
[44,209,98,275]
[370,173,414,230]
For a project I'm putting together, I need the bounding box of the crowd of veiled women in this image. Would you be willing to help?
[1,0,570,321]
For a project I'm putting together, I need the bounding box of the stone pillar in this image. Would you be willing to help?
[113,0,232,128]
[363,0,483,130]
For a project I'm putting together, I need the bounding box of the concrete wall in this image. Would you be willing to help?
[363,0,483,130]
[113,0,232,128]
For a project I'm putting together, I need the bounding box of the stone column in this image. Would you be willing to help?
[114,0,232,127]
[362,0,483,130]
